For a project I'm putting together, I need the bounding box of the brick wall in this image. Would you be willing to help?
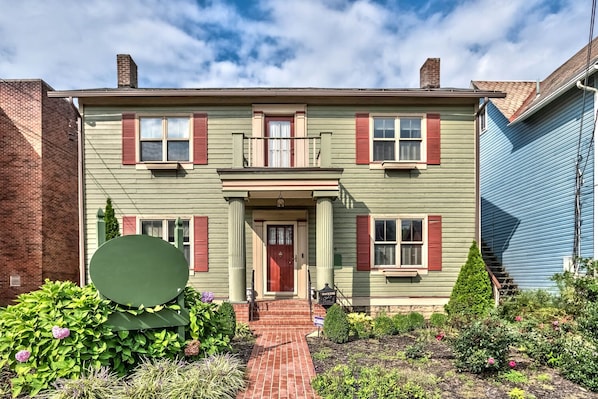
[0,80,79,305]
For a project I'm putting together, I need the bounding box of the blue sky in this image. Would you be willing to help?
[0,0,595,90]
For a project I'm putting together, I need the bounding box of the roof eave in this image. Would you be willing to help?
[47,87,505,100]
[509,64,598,125]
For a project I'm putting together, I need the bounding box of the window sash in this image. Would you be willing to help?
[372,116,423,162]
[374,217,424,267]
[139,116,190,162]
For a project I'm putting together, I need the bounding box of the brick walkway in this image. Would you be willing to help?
[236,327,320,399]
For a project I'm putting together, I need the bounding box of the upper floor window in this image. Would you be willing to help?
[141,218,190,264]
[374,217,423,268]
[479,107,487,133]
[372,116,423,162]
[139,117,190,162]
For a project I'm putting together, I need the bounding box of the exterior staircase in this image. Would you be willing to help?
[247,299,326,329]
[480,241,519,300]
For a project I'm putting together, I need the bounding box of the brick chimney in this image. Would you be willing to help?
[117,54,138,88]
[420,58,440,89]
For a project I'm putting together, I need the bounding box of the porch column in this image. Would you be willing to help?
[228,196,246,302]
[315,196,334,290]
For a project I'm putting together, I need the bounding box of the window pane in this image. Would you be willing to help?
[373,141,395,161]
[400,118,421,139]
[141,220,162,237]
[269,121,291,138]
[375,244,396,266]
[399,142,420,161]
[401,219,423,242]
[375,220,396,242]
[285,226,293,245]
[167,117,189,139]
[374,118,394,139]
[167,141,189,161]
[141,141,162,161]
[268,227,276,245]
[140,118,163,139]
[401,244,422,265]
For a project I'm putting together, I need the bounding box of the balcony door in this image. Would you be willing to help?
[266,117,294,167]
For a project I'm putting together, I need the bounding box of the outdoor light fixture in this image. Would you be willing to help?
[277,192,285,208]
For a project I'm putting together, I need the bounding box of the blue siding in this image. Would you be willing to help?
[481,87,594,290]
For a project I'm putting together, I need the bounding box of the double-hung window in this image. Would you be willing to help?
[374,217,423,268]
[139,117,190,162]
[141,219,190,264]
[372,116,423,162]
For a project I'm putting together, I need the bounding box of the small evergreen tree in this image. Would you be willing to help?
[323,304,350,343]
[104,198,120,241]
[445,241,494,319]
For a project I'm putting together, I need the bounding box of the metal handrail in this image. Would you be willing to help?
[249,270,255,321]
[333,284,353,313]
[308,269,313,321]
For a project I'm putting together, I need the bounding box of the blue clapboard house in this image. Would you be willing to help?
[473,37,598,291]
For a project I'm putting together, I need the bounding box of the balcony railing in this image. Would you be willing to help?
[231,132,332,169]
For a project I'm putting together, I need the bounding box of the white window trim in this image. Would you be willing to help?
[135,114,194,168]
[136,216,194,270]
[369,113,427,168]
[479,107,487,134]
[370,214,429,270]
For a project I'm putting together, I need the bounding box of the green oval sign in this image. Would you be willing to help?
[90,235,189,307]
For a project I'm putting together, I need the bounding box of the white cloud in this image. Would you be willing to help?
[0,0,594,89]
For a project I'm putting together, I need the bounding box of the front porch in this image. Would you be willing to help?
[217,132,343,304]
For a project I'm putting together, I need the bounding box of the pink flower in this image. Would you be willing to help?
[435,332,445,341]
[487,357,495,365]
[52,326,70,339]
[552,320,559,327]
[509,360,517,368]
[15,350,30,363]
[515,315,522,322]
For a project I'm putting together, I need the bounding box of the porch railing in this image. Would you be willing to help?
[334,284,353,313]
[231,132,333,168]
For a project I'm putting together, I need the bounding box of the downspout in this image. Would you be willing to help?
[577,79,598,261]
[69,98,86,286]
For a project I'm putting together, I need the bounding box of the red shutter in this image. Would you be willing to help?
[193,113,208,165]
[194,216,209,272]
[428,215,442,271]
[122,113,136,165]
[427,113,440,165]
[355,113,370,165]
[122,216,136,235]
[356,215,371,271]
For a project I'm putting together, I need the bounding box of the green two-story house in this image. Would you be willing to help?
[50,55,503,315]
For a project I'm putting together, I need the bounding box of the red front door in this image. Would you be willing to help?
[267,225,294,292]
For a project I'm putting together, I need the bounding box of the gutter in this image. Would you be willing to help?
[510,64,598,125]
[47,87,506,99]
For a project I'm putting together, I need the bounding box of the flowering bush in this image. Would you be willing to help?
[0,280,114,396]
[451,317,517,373]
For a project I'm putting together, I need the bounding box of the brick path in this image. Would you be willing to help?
[236,327,320,399]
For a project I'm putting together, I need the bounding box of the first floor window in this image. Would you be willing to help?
[141,219,190,264]
[373,116,423,162]
[374,217,423,267]
[140,116,190,162]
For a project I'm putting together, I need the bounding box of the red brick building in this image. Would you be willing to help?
[0,80,80,305]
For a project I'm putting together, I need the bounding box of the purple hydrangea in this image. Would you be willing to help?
[52,326,70,339]
[201,291,214,303]
[15,350,31,363]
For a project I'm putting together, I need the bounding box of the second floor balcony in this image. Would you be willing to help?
[218,131,343,203]
[230,131,333,169]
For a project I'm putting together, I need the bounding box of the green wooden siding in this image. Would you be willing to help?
[83,103,477,301]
